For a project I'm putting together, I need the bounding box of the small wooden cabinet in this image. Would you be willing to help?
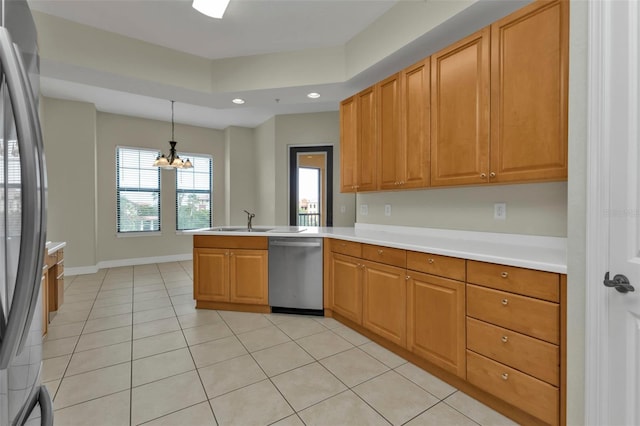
[356,86,377,192]
[331,253,363,324]
[430,27,491,187]
[378,73,403,190]
[490,0,568,183]
[340,96,358,193]
[193,236,269,312]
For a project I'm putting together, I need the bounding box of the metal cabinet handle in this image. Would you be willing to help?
[405,275,411,281]
[377,249,383,255]
[0,28,46,369]
[490,172,496,178]
[501,336,509,343]
[480,173,487,179]
[501,298,509,306]
[501,272,509,278]
[428,258,434,264]
[501,373,509,380]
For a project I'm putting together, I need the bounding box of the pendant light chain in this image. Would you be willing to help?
[171,100,175,141]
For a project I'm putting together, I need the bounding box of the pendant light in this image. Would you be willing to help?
[153,100,192,169]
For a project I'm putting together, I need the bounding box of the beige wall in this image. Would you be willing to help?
[566,1,588,423]
[224,126,256,226]
[42,97,98,269]
[95,112,225,263]
[357,182,568,237]
[273,112,356,227]
[254,117,276,225]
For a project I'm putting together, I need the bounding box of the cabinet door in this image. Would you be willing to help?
[331,253,363,324]
[431,28,490,187]
[407,271,466,378]
[378,73,402,190]
[401,57,431,189]
[229,250,268,305]
[362,260,406,347]
[340,96,358,193]
[357,86,377,191]
[490,0,568,183]
[194,248,229,302]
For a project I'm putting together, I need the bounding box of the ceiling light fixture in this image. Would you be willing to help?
[232,98,245,105]
[153,101,192,170]
[307,92,321,99]
[192,0,231,19]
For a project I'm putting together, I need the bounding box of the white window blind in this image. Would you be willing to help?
[116,147,161,233]
[176,154,212,230]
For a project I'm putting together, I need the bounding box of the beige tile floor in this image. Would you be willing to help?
[42,261,519,426]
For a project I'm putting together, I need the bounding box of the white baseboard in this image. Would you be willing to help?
[65,253,193,276]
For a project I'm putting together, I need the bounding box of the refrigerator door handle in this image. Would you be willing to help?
[0,27,45,369]
[12,385,53,426]
[12,41,48,355]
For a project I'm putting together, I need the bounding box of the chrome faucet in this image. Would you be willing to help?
[243,210,255,230]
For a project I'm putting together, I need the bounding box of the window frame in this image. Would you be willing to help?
[115,146,162,235]
[175,153,213,231]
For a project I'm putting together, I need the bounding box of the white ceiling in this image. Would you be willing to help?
[28,0,400,129]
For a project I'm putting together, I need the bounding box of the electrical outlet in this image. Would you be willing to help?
[340,205,346,213]
[360,204,369,216]
[384,204,392,216]
[494,203,507,220]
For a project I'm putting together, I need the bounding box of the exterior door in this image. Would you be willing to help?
[588,1,640,425]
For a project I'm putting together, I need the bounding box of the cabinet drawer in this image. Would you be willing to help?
[57,249,64,262]
[467,350,559,425]
[406,251,465,281]
[467,260,559,302]
[193,235,268,250]
[362,244,406,268]
[330,239,362,257]
[467,284,559,344]
[56,261,64,279]
[467,317,559,386]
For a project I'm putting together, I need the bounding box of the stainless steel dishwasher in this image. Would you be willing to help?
[268,237,323,315]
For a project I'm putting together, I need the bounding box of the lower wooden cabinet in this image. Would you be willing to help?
[194,247,268,307]
[362,260,406,347]
[331,253,363,324]
[407,271,466,378]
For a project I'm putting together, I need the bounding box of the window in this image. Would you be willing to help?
[116,147,161,233]
[176,154,212,230]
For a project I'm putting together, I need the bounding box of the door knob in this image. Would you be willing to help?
[603,272,635,293]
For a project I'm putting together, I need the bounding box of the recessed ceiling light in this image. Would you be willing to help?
[307,92,321,99]
[232,98,245,105]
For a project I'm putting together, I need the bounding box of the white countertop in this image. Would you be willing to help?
[189,224,567,274]
[46,241,66,255]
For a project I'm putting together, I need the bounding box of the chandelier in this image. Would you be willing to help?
[153,100,192,169]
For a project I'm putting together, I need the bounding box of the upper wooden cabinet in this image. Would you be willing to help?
[339,0,568,191]
[339,87,377,192]
[490,0,568,183]
[431,28,491,187]
[379,60,431,190]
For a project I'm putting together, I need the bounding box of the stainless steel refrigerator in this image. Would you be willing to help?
[0,0,52,425]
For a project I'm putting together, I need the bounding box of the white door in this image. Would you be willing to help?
[591,1,640,425]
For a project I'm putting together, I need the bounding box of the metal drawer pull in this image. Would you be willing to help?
[501,336,509,343]
[428,258,434,264]
[501,373,509,380]
[501,298,509,306]
[377,249,383,255]
[501,272,509,278]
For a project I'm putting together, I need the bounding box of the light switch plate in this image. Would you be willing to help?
[360,204,369,216]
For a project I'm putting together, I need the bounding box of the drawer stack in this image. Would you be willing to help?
[466,261,561,425]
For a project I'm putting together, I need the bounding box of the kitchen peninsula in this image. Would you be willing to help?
[191,224,567,426]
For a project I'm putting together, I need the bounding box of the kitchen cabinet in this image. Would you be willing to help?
[193,236,269,312]
[466,260,563,425]
[430,27,490,187]
[407,271,466,378]
[400,58,430,189]
[377,73,402,190]
[330,253,363,324]
[339,86,377,193]
[490,0,568,183]
[362,259,406,347]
